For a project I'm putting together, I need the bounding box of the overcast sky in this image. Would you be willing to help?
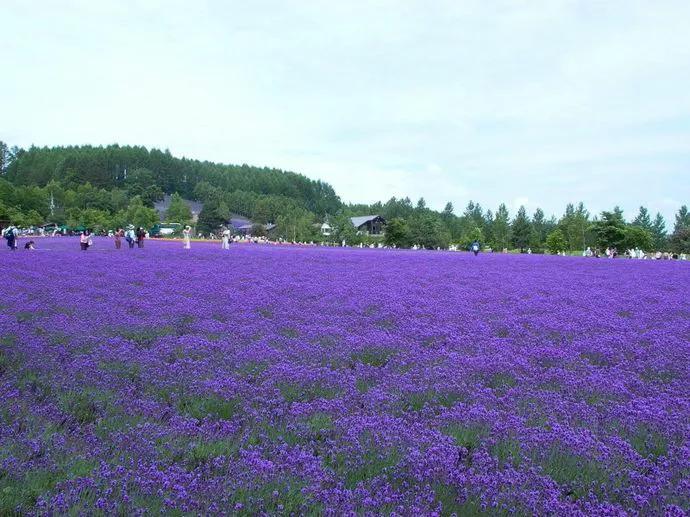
[2,0,689,222]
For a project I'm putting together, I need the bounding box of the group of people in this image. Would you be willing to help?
[111,226,148,250]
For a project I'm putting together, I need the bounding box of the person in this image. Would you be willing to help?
[114,228,124,249]
[527,247,532,255]
[470,241,480,256]
[80,230,91,251]
[3,225,18,250]
[125,226,136,248]
[24,240,35,250]
[221,226,231,249]
[183,225,191,249]
[136,227,145,248]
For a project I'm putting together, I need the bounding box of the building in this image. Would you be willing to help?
[229,215,276,236]
[351,215,386,235]
[320,222,333,236]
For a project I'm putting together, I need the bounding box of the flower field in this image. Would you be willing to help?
[1,238,689,515]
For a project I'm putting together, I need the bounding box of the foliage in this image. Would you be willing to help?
[590,208,627,249]
[545,229,568,254]
[511,206,532,251]
[164,192,192,225]
[384,218,410,247]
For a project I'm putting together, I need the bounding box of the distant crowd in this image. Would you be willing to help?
[2,223,688,261]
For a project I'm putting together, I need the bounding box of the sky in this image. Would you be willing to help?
[2,0,689,223]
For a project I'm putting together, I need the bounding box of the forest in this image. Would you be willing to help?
[1,141,688,253]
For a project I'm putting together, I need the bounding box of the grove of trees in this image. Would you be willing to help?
[1,142,688,253]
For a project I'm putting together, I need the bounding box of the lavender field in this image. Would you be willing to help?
[1,238,688,515]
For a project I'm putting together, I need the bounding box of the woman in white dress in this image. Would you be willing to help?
[221,226,230,250]
[183,225,191,249]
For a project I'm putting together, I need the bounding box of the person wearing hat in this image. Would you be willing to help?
[125,225,136,249]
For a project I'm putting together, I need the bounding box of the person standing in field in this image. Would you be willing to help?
[80,230,92,251]
[183,225,191,249]
[221,226,231,249]
[136,227,146,248]
[3,225,18,250]
[471,240,480,256]
[114,228,124,249]
[125,226,136,249]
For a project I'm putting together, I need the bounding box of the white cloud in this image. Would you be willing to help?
[1,0,688,223]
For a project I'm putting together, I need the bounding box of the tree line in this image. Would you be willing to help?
[0,142,688,252]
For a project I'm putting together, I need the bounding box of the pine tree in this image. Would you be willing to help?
[511,206,532,252]
[651,213,667,250]
[492,204,511,250]
[674,205,690,232]
[632,206,652,231]
[530,208,547,250]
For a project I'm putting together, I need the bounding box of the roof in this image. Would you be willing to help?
[230,215,252,229]
[350,215,383,228]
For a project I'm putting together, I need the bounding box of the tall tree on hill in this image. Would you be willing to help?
[492,204,511,250]
[125,168,163,206]
[511,206,532,252]
[651,212,667,250]
[0,141,10,175]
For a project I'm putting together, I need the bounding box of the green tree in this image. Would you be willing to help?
[669,205,690,253]
[530,207,547,250]
[124,196,159,230]
[632,206,652,231]
[669,228,690,254]
[408,213,450,249]
[125,168,164,206]
[492,204,511,250]
[674,205,690,232]
[622,226,653,251]
[197,199,229,235]
[558,202,589,251]
[591,208,627,250]
[511,206,532,252]
[545,229,567,254]
[165,192,192,224]
[384,217,410,247]
[650,212,667,250]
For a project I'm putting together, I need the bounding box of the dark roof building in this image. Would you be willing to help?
[351,215,386,235]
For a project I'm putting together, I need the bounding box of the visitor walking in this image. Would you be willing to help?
[114,228,124,249]
[183,225,192,249]
[80,230,92,251]
[125,226,136,249]
[221,226,231,249]
[136,227,146,248]
[471,240,480,256]
[3,225,18,250]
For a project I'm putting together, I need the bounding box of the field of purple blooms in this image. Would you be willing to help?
[1,238,689,515]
